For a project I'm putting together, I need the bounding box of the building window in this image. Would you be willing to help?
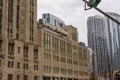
[34,64,38,71]
[53,55,59,61]
[23,63,28,70]
[16,33,19,39]
[68,69,73,75]
[34,76,39,80]
[11,61,14,68]
[60,40,66,54]
[17,75,20,80]
[8,0,13,38]
[44,33,51,49]
[0,59,1,67]
[23,75,28,80]
[43,14,46,18]
[8,61,14,68]
[8,42,14,55]
[73,60,78,65]
[78,47,82,60]
[67,42,72,55]
[60,57,66,63]
[23,46,28,58]
[16,0,20,39]
[8,74,13,80]
[8,61,10,67]
[53,67,59,74]
[0,0,3,36]
[61,68,66,74]
[30,0,34,43]
[67,59,72,64]
[79,71,83,75]
[44,65,51,73]
[34,49,38,59]
[17,62,20,69]
[79,62,83,66]
[74,70,78,75]
[0,41,2,50]
[0,73,2,80]
[18,47,20,53]
[44,53,51,60]
[52,37,58,54]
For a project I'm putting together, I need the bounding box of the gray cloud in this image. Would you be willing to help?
[37,0,120,45]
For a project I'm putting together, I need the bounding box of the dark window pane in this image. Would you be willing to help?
[8,74,13,80]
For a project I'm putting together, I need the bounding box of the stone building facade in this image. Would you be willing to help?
[0,0,89,80]
[0,0,40,80]
[38,20,89,80]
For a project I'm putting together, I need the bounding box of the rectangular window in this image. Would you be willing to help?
[61,68,66,74]
[8,74,13,80]
[23,63,28,70]
[17,62,20,69]
[43,14,46,18]
[44,65,51,73]
[23,75,28,80]
[67,42,72,55]
[16,0,20,39]
[34,64,38,71]
[24,46,28,58]
[44,66,46,72]
[0,73,2,80]
[60,40,66,54]
[17,75,20,80]
[8,42,14,55]
[44,33,51,49]
[0,41,2,50]
[0,59,1,67]
[34,76,39,80]
[0,0,3,36]
[53,55,59,61]
[18,47,20,53]
[60,57,66,63]
[30,0,34,43]
[53,67,59,74]
[8,61,14,68]
[67,59,72,64]
[34,49,38,59]
[8,0,13,38]
[68,69,72,75]
[8,61,10,68]
[16,33,19,39]
[11,61,14,68]
[79,71,83,75]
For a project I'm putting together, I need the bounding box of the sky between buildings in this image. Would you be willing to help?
[37,0,120,45]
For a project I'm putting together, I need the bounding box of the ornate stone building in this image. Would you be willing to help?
[0,0,40,80]
[38,19,89,80]
[0,0,89,80]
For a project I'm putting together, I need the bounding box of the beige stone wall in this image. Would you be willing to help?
[37,24,89,80]
[2,0,37,43]
[0,0,40,80]
[0,39,42,80]
[63,25,78,42]
[0,0,89,80]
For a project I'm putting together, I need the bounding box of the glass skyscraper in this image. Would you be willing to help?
[87,15,107,77]
[104,12,120,74]
[87,13,120,80]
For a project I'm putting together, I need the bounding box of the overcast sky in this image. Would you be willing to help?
[37,0,120,45]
